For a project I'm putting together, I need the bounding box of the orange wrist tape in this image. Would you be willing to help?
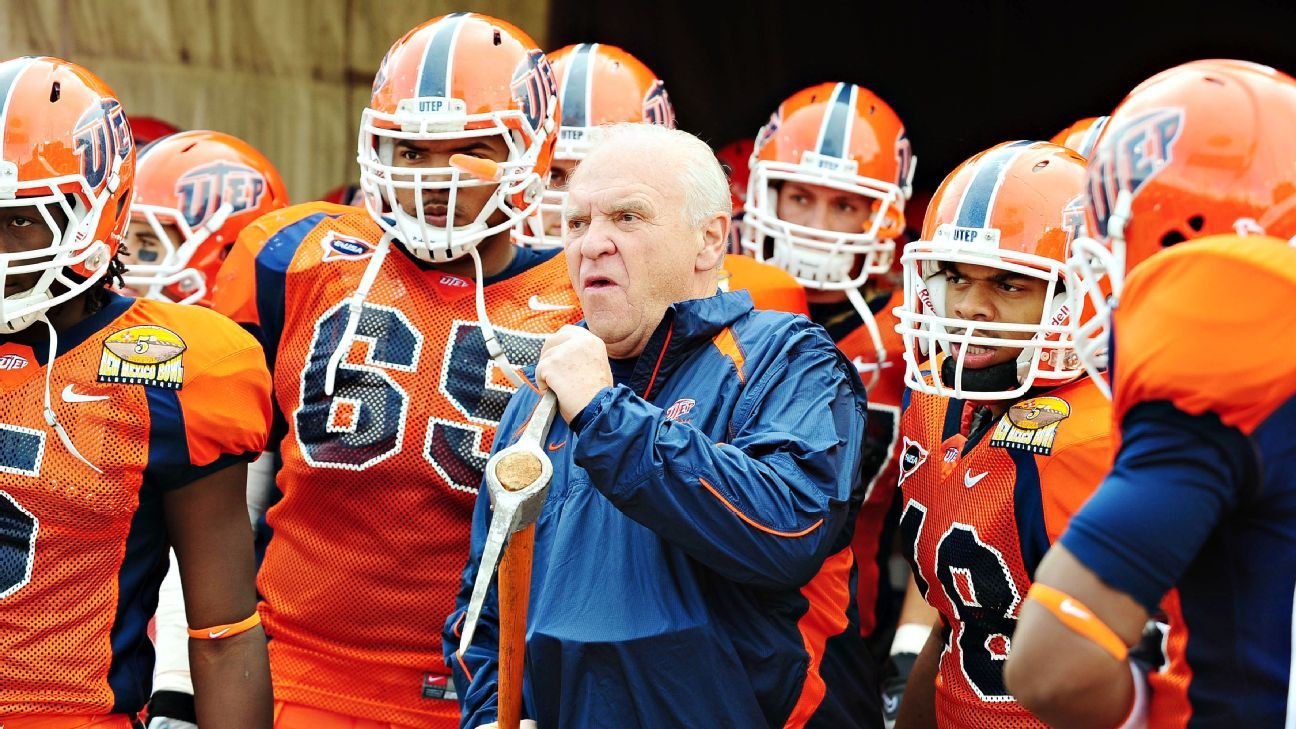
[188,611,261,640]
[1027,583,1128,661]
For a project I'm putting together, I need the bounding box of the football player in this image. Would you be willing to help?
[530,42,808,315]
[741,81,929,723]
[121,130,289,306]
[890,141,1140,728]
[210,14,581,728]
[115,129,289,729]
[1006,59,1296,729]
[0,57,272,727]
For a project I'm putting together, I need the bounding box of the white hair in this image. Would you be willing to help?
[570,122,731,230]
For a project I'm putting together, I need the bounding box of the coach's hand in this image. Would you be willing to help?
[535,325,613,423]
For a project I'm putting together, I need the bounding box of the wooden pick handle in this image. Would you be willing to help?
[497,523,535,729]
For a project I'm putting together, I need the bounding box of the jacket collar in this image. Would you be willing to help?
[622,289,754,401]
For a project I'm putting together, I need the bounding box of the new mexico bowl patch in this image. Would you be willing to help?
[989,395,1071,455]
[97,325,187,389]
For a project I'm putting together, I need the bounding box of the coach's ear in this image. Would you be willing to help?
[696,211,729,273]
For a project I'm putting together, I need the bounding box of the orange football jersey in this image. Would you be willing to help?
[898,375,1112,728]
[832,289,905,637]
[0,296,270,717]
[239,203,582,726]
[719,253,809,316]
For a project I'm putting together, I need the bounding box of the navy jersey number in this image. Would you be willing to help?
[425,322,547,493]
[296,302,424,469]
[0,424,45,601]
[901,498,1023,702]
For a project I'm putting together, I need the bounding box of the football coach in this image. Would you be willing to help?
[446,123,875,728]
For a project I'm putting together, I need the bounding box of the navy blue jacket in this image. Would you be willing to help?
[444,291,874,728]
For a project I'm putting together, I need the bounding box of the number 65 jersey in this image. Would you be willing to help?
[229,202,581,726]
[897,375,1116,728]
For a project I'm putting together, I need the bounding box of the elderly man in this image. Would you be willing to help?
[444,123,874,728]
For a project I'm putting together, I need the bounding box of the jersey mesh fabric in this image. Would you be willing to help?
[255,209,582,726]
[1,297,268,716]
[898,376,1112,728]
[834,289,905,638]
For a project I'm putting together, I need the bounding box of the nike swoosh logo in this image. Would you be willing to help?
[529,295,574,312]
[61,385,110,403]
[851,356,895,374]
[207,627,232,638]
[547,440,567,452]
[963,470,989,488]
[1059,599,1091,620]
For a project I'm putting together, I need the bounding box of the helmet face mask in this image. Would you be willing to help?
[357,14,559,262]
[121,205,224,304]
[742,161,903,290]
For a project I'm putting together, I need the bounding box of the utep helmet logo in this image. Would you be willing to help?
[1061,193,1087,245]
[175,161,267,228]
[643,81,675,128]
[511,49,557,132]
[1087,107,1184,237]
[74,98,133,188]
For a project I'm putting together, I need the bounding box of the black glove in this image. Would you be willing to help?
[880,651,918,728]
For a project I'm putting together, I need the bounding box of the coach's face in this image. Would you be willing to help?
[563,147,722,358]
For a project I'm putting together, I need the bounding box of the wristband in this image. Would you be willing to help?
[1027,583,1128,661]
[188,611,261,640]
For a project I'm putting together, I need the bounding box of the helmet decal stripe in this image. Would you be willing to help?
[0,57,37,153]
[415,12,469,99]
[1076,116,1109,158]
[953,140,1034,229]
[815,82,855,159]
[560,43,596,128]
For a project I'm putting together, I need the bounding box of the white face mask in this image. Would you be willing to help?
[895,225,1085,401]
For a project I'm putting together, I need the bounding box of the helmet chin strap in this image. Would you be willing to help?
[940,356,1019,396]
[844,286,885,391]
[38,316,102,474]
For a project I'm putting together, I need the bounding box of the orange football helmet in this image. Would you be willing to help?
[518,42,675,247]
[740,82,914,290]
[716,137,754,209]
[896,141,1088,400]
[124,130,288,306]
[1066,59,1296,395]
[358,12,558,263]
[0,56,134,333]
[1049,116,1108,158]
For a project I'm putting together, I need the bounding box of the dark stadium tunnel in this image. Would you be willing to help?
[550,0,1296,195]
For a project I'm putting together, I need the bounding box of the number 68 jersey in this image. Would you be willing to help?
[226,202,581,726]
[897,374,1115,727]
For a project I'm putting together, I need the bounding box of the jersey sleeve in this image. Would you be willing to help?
[175,330,272,469]
[1059,400,1257,612]
[1035,425,1113,544]
[1112,235,1296,434]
